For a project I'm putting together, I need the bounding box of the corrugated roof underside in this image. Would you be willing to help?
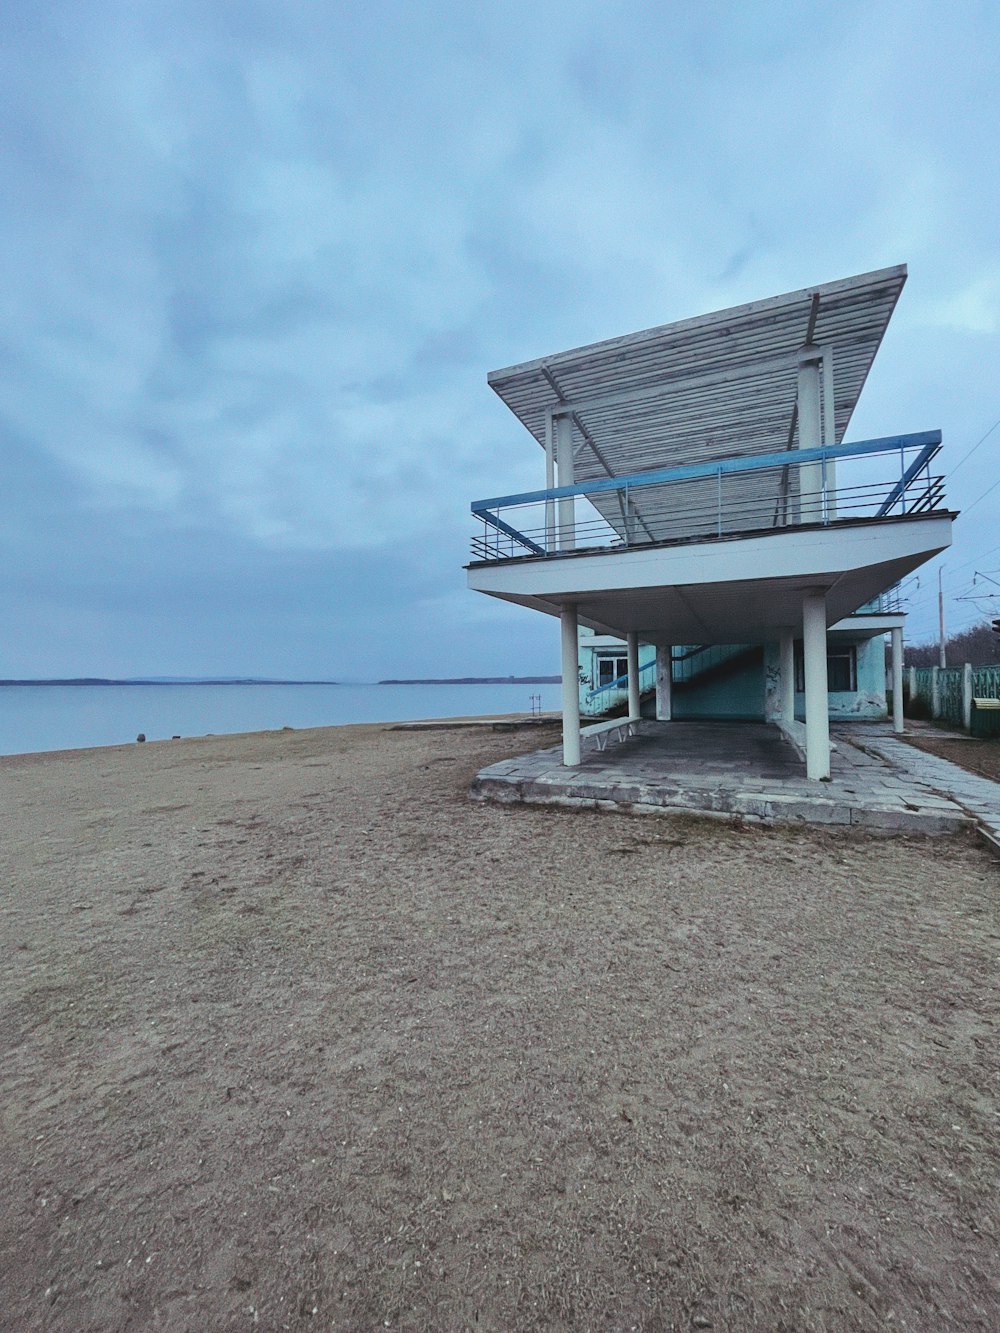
[488,268,906,486]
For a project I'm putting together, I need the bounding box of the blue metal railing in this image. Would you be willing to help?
[585,658,656,704]
[470,431,945,562]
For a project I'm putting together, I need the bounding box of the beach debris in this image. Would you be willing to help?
[136,733,146,743]
[172,734,180,739]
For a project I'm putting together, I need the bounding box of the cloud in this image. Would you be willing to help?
[0,0,998,671]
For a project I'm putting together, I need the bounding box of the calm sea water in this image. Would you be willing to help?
[0,683,562,757]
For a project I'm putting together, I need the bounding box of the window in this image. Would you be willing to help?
[794,644,857,693]
[827,649,857,693]
[597,655,629,687]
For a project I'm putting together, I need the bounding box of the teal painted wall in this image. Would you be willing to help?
[673,652,765,720]
[792,635,887,720]
[581,636,888,722]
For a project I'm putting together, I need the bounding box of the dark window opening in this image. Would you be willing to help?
[597,654,629,687]
[794,643,857,693]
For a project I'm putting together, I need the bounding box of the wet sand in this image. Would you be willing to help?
[1,722,997,1330]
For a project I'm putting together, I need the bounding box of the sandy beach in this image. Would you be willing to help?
[1,721,997,1330]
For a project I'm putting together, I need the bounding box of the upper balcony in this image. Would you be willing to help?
[467,267,955,640]
[469,430,946,564]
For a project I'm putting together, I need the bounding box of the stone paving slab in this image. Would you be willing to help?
[470,720,979,838]
[843,732,1000,856]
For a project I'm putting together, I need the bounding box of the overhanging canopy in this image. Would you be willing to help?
[488,265,907,472]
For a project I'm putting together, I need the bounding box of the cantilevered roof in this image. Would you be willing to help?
[488,265,907,476]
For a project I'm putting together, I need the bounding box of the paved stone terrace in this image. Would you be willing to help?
[848,731,1000,854]
[471,720,997,841]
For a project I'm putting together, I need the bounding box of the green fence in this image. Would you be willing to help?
[909,664,1000,729]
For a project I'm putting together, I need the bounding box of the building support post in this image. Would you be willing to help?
[658,645,674,719]
[802,591,831,780]
[822,346,837,519]
[560,604,581,767]
[797,345,824,522]
[891,627,904,734]
[780,630,796,723]
[626,631,641,720]
[556,413,575,551]
[655,645,673,721]
[544,409,556,551]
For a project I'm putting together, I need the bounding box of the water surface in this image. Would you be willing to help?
[0,682,561,757]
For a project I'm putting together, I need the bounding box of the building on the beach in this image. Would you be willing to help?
[467,266,954,779]
[578,611,892,723]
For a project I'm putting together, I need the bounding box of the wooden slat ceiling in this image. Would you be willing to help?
[487,265,906,544]
[489,265,906,467]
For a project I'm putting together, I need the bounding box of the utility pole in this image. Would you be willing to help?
[938,566,947,668]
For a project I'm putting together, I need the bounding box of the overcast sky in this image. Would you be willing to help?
[2,0,998,679]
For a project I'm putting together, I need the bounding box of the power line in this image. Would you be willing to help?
[961,472,1000,519]
[949,415,1000,479]
[937,544,1000,598]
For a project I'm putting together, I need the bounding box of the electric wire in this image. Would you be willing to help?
[960,472,1000,518]
[948,415,1000,479]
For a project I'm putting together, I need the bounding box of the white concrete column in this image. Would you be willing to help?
[909,664,916,701]
[655,645,673,721]
[626,632,641,720]
[891,627,904,734]
[962,662,973,732]
[780,630,796,723]
[802,591,831,780]
[556,413,575,551]
[931,665,941,719]
[797,345,824,522]
[560,604,581,766]
[822,347,837,519]
[544,409,556,551]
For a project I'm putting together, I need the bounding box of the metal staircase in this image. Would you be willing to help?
[595,644,761,719]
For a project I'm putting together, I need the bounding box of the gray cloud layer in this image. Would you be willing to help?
[1,0,998,674]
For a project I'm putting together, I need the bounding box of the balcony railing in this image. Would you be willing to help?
[470,431,945,562]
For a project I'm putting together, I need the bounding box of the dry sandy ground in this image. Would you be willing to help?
[1,722,997,1332]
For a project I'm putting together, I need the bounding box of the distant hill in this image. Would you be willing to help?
[0,675,560,687]
[379,676,560,685]
[0,677,342,686]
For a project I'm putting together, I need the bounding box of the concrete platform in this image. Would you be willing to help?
[471,720,982,837]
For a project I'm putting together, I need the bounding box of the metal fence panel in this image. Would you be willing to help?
[938,668,964,726]
[972,665,1000,701]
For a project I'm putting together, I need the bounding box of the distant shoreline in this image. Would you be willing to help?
[1,676,561,687]
[378,677,560,685]
[0,678,342,687]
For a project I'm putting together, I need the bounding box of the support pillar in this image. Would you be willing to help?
[556,414,575,551]
[797,345,824,522]
[560,605,581,766]
[931,666,941,720]
[655,645,673,721]
[626,632,641,720]
[822,347,837,518]
[544,410,555,550]
[802,591,831,780]
[890,627,904,734]
[779,630,796,723]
